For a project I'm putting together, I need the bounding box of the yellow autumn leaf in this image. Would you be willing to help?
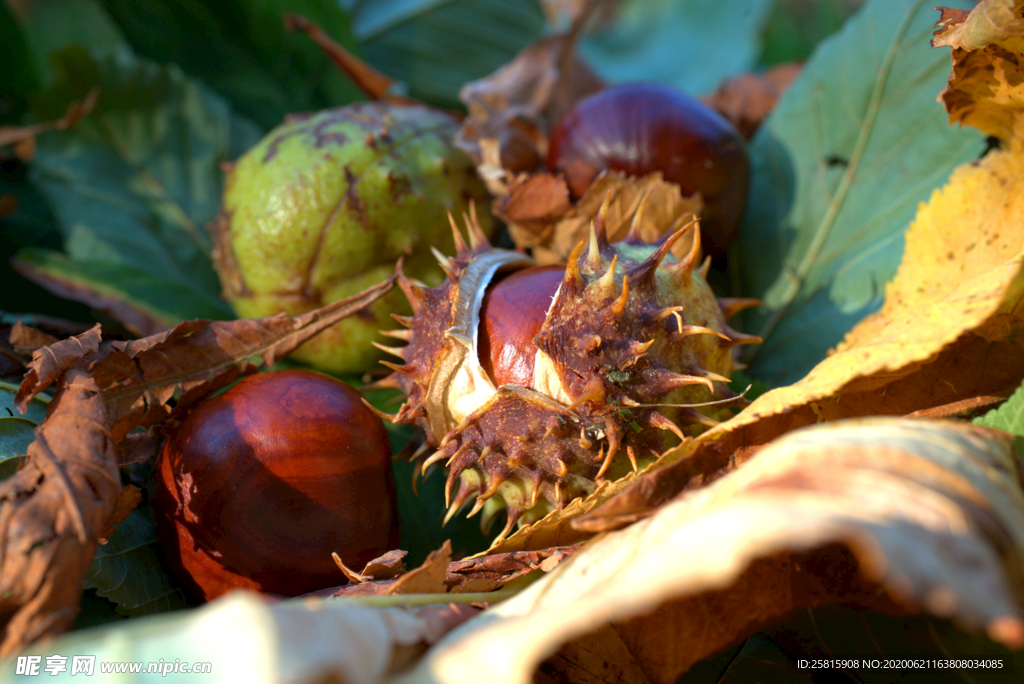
[708,144,1024,438]
[654,1,1024,466]
[932,0,1024,141]
[395,420,1024,684]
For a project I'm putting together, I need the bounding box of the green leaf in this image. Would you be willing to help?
[72,591,126,630]
[0,2,41,98]
[6,0,127,88]
[0,382,47,481]
[14,248,232,334]
[100,0,363,130]
[24,48,260,332]
[0,418,34,480]
[358,0,545,108]
[974,381,1024,463]
[579,0,775,95]
[735,0,983,386]
[84,506,189,617]
[0,380,49,425]
[348,0,443,39]
[759,0,861,67]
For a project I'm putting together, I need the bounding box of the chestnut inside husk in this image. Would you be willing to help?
[370,210,759,538]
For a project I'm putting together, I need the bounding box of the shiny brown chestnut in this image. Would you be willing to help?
[478,264,565,387]
[153,369,399,600]
[547,83,750,257]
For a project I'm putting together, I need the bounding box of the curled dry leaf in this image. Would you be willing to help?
[1,278,395,654]
[456,33,603,176]
[384,542,451,596]
[400,419,1024,684]
[1,317,96,381]
[933,0,1024,141]
[447,545,577,594]
[335,549,410,585]
[324,545,578,598]
[15,324,101,411]
[8,321,59,351]
[18,277,395,452]
[0,368,119,656]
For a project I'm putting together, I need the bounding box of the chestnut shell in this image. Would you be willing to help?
[547,83,750,257]
[154,369,399,600]
[378,213,758,536]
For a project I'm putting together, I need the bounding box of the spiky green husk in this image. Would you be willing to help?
[374,205,759,539]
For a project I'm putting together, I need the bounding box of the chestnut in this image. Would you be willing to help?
[478,264,565,388]
[154,369,399,600]
[547,83,750,257]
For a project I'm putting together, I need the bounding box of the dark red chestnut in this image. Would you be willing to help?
[547,83,750,257]
[478,264,564,388]
[154,369,399,600]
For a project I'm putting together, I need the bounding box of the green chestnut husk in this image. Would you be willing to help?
[212,101,495,374]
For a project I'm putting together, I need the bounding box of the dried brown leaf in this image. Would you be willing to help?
[703,63,802,139]
[8,322,58,351]
[447,546,578,593]
[15,324,102,411]
[384,542,452,596]
[507,171,703,265]
[402,419,1024,684]
[332,549,411,585]
[87,276,393,441]
[362,550,410,581]
[456,34,603,175]
[0,368,119,656]
[322,546,577,598]
[497,172,572,243]
[321,545,450,598]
